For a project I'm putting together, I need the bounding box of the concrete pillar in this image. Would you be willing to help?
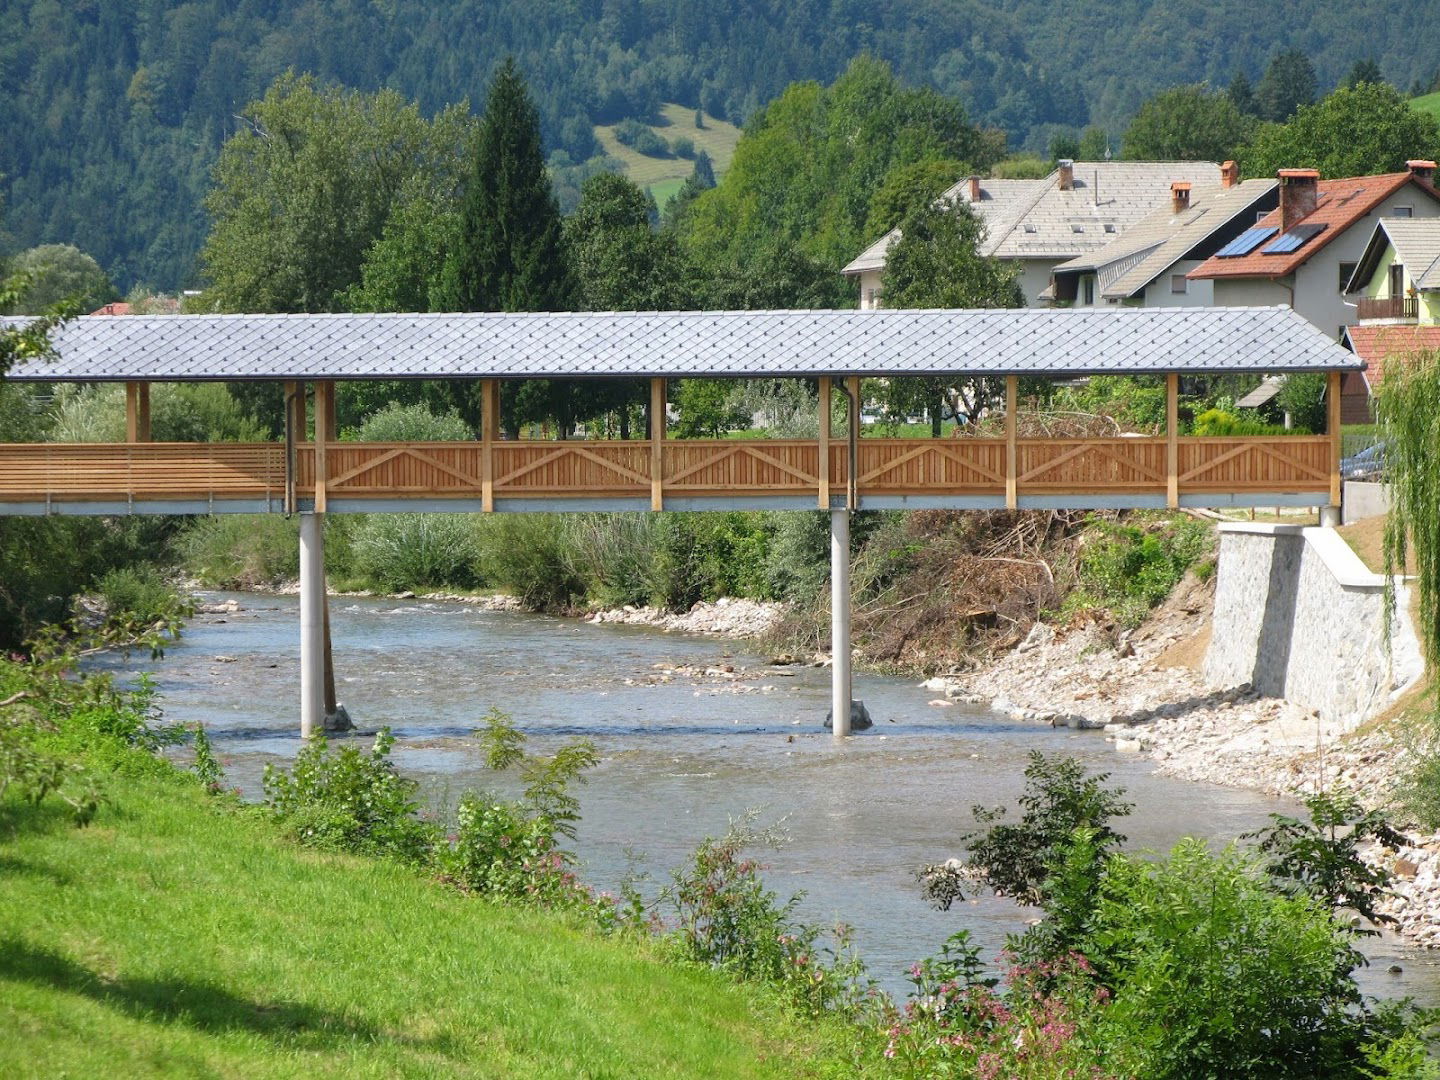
[299,512,325,739]
[1319,505,1341,528]
[830,507,852,737]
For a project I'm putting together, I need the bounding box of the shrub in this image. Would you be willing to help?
[178,514,300,588]
[261,728,436,863]
[349,512,482,592]
[1398,738,1440,832]
[47,382,268,443]
[1192,407,1303,436]
[1070,516,1211,626]
[561,514,659,608]
[614,118,670,157]
[474,514,586,611]
[346,401,473,442]
[671,135,696,159]
[96,566,192,635]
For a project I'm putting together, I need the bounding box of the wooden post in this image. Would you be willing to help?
[481,378,499,512]
[313,381,332,514]
[283,380,300,514]
[818,376,832,509]
[845,375,861,509]
[1328,369,1342,511]
[650,377,666,511]
[1004,376,1018,510]
[125,381,151,443]
[1165,373,1179,510]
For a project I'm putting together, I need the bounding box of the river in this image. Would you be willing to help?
[99,590,1440,1001]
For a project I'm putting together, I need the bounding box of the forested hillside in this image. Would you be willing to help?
[3,0,1431,292]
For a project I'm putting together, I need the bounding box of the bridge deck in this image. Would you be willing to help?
[0,434,1335,514]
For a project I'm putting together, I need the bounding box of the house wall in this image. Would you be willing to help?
[859,259,1057,309]
[856,269,883,310]
[1340,371,1373,425]
[1138,259,1215,308]
[1213,277,1293,310]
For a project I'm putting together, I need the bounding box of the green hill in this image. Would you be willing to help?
[594,104,742,208]
[1413,92,1440,123]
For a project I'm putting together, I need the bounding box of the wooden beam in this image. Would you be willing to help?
[1004,375,1018,510]
[314,381,332,514]
[1165,373,1179,509]
[1328,369,1342,509]
[481,378,499,512]
[650,377,666,511]
[845,376,861,509]
[817,376,831,508]
[283,380,300,514]
[124,381,151,443]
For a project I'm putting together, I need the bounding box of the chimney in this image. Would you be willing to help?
[1408,159,1437,182]
[1277,169,1320,233]
[1171,181,1192,214]
[1057,158,1074,191]
[967,175,982,201]
[1220,160,1239,189]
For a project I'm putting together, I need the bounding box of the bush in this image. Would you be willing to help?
[48,383,268,443]
[178,514,300,588]
[346,401,473,442]
[262,728,436,863]
[349,513,482,592]
[474,514,586,611]
[96,566,191,632]
[1070,516,1211,626]
[671,135,696,159]
[1192,407,1303,436]
[614,118,670,157]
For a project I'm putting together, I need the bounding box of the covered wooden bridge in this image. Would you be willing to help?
[1,306,1362,737]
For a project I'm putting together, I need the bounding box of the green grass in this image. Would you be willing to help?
[1412,91,1440,122]
[0,772,850,1078]
[595,103,742,194]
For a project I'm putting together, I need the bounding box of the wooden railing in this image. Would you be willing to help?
[1357,296,1418,321]
[0,435,1334,507]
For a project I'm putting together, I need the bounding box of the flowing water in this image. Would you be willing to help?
[99,591,1440,1000]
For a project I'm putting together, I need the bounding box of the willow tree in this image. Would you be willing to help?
[1378,350,1440,670]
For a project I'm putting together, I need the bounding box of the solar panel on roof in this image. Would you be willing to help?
[1216,226,1277,257]
[1261,223,1327,254]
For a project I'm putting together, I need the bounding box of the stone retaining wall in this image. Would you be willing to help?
[1203,523,1422,729]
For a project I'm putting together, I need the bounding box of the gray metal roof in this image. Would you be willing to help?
[2,308,1361,382]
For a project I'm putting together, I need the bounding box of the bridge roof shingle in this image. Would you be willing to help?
[3,307,1360,382]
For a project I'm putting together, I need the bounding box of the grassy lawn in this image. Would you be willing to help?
[0,772,850,1079]
[594,103,742,196]
[1412,91,1440,123]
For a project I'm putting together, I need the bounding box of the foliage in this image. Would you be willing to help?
[1276,371,1329,434]
[474,514,588,611]
[350,514,483,593]
[47,382,269,444]
[662,811,876,1017]
[1122,84,1254,162]
[201,74,475,314]
[1192,407,1300,437]
[1256,48,1318,123]
[613,118,670,158]
[96,567,194,638]
[0,245,115,314]
[1069,516,1212,627]
[345,401,473,442]
[0,272,78,381]
[438,709,597,906]
[177,514,300,589]
[1244,789,1407,930]
[567,172,696,311]
[1052,375,1166,432]
[1377,351,1440,674]
[925,751,1132,909]
[1245,82,1440,180]
[190,724,224,794]
[672,378,752,438]
[864,158,967,239]
[262,728,435,863]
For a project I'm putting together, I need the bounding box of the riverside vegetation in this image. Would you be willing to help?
[3,636,1438,1076]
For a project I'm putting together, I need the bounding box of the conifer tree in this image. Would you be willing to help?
[454,58,574,313]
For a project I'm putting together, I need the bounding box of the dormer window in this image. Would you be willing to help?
[1071,224,1085,233]
[1103,223,1116,234]
[1023,224,1037,233]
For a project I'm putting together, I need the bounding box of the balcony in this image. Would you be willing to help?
[1357,295,1418,322]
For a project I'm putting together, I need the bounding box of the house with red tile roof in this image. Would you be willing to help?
[1188,163,1440,339]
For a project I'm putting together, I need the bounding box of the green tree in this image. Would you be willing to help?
[453,58,573,314]
[1077,125,1110,160]
[1048,131,1081,163]
[1344,58,1385,89]
[863,158,965,240]
[200,74,474,314]
[1256,49,1317,123]
[1122,85,1253,162]
[1227,71,1258,117]
[878,199,1023,434]
[1246,83,1440,180]
[1,245,115,314]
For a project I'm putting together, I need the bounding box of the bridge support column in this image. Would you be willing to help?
[299,512,325,739]
[830,507,852,737]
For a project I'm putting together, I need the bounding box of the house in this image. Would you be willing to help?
[1047,166,1277,308]
[1337,216,1440,421]
[1187,163,1440,339]
[842,159,1224,309]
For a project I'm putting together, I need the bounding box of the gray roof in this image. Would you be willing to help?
[1052,180,1278,299]
[1352,218,1440,292]
[2,308,1361,382]
[842,161,1223,275]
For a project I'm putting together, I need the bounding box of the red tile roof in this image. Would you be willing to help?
[1344,323,1440,386]
[1190,173,1440,280]
[90,302,132,315]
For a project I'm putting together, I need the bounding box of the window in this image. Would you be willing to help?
[1082,277,1095,305]
[1103,223,1116,234]
[1023,223,1037,233]
[1390,264,1405,298]
[1071,224,1085,233]
[865,288,880,308]
[1171,274,1188,295]
[1393,206,1414,218]
[1338,262,1357,292]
